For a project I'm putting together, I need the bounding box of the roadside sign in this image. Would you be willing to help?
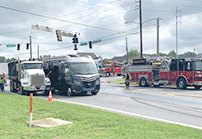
[61,32,73,37]
[91,39,101,44]
[80,39,101,46]
[6,44,16,47]
[31,25,52,32]
[80,42,88,46]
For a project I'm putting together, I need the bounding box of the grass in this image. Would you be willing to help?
[0,93,202,139]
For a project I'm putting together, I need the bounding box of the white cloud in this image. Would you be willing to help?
[1,0,202,60]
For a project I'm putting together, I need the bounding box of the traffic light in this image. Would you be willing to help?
[72,34,78,43]
[74,44,78,50]
[89,41,92,49]
[17,44,20,50]
[56,30,62,41]
[26,43,29,49]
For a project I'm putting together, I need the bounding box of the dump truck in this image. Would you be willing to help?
[8,58,51,95]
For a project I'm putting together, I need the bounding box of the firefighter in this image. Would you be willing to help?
[124,71,131,89]
[0,74,6,91]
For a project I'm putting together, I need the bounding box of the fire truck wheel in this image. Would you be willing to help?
[139,78,148,87]
[177,78,187,89]
[194,85,201,90]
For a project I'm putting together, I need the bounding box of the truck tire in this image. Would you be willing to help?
[139,78,148,87]
[177,78,187,89]
[44,90,49,95]
[10,80,18,92]
[92,90,98,95]
[20,86,26,95]
[194,85,201,90]
[10,80,13,92]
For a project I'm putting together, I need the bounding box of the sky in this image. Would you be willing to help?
[0,0,202,60]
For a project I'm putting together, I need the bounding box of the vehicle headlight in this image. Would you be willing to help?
[195,74,202,77]
[74,80,81,85]
[95,79,100,85]
[23,82,29,85]
[73,77,81,85]
[45,77,51,83]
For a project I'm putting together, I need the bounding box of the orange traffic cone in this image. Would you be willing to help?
[48,90,52,102]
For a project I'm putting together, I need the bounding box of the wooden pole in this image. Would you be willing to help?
[29,93,33,127]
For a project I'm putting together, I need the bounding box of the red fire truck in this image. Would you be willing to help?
[103,60,123,77]
[123,58,202,89]
[103,64,122,77]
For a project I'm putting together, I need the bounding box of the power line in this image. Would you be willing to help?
[0,5,123,33]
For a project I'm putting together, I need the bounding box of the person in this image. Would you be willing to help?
[0,74,6,92]
[3,72,7,86]
[124,71,131,89]
[3,72,6,79]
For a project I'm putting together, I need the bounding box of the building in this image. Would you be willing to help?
[76,52,99,60]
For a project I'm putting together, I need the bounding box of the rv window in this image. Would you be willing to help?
[70,62,97,74]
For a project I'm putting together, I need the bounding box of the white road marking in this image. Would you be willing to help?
[53,98,202,130]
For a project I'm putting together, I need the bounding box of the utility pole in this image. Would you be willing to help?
[176,6,181,75]
[37,45,39,60]
[29,35,32,60]
[126,37,128,64]
[157,18,160,58]
[139,0,143,58]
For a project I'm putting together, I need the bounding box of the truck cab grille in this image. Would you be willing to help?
[31,75,44,86]
[83,81,95,88]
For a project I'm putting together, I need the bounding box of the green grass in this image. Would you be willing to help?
[0,93,202,139]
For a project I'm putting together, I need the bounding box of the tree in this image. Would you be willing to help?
[98,55,103,60]
[0,56,6,62]
[168,50,176,58]
[6,58,17,62]
[180,52,195,58]
[124,49,140,58]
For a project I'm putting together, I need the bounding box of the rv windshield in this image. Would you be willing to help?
[193,61,202,71]
[24,63,43,69]
[70,62,98,74]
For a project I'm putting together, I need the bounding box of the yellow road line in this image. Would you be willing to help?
[109,88,202,99]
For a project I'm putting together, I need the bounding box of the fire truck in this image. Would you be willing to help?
[103,60,123,77]
[123,58,202,89]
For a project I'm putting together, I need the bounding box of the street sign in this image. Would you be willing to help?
[6,44,16,47]
[91,39,101,44]
[31,25,52,32]
[61,32,74,37]
[80,42,88,46]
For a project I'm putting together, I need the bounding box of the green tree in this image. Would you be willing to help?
[0,56,6,62]
[180,52,195,58]
[6,58,17,62]
[168,50,176,58]
[124,49,140,58]
[98,55,103,60]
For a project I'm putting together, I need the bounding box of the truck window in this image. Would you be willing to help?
[193,61,202,71]
[24,63,43,69]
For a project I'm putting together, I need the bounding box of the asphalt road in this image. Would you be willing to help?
[3,77,202,130]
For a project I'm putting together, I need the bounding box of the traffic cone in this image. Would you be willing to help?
[48,90,52,102]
